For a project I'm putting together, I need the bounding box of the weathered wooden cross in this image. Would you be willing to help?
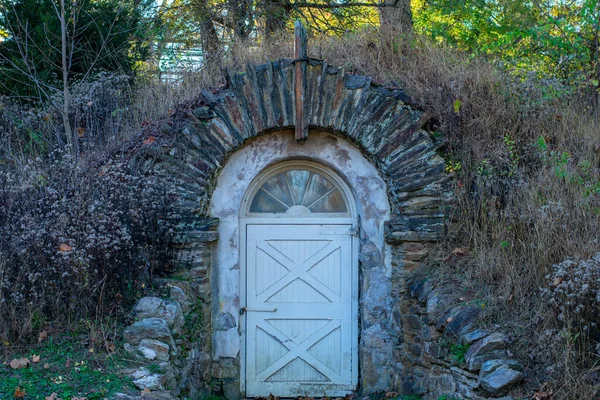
[294,20,308,142]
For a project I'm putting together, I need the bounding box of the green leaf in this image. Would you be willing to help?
[592,79,599,87]
[453,99,461,114]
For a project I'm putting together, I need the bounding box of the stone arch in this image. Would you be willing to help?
[138,59,448,233]
[134,59,450,398]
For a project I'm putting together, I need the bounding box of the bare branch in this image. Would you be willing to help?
[278,1,382,8]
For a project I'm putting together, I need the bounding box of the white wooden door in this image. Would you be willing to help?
[244,224,357,397]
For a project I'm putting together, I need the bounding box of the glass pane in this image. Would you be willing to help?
[261,173,294,207]
[249,188,288,213]
[248,168,349,214]
[286,170,310,204]
[302,173,336,208]
[310,189,347,213]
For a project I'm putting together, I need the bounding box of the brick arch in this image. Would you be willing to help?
[138,58,449,244]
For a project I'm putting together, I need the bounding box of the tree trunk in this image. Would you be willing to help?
[195,0,222,69]
[379,0,413,34]
[200,17,221,67]
[228,0,254,40]
[60,0,77,156]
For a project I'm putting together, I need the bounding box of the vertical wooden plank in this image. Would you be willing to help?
[294,20,308,141]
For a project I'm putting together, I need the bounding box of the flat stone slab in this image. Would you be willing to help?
[133,297,184,334]
[445,306,480,337]
[479,358,523,378]
[465,332,508,371]
[461,329,490,344]
[138,339,170,361]
[480,366,524,396]
[123,318,174,349]
[111,391,177,400]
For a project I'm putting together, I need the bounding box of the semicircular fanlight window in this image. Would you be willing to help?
[249,169,348,214]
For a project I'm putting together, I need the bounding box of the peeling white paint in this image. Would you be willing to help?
[209,130,391,361]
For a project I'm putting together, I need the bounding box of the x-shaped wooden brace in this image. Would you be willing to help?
[255,241,340,303]
[256,319,341,382]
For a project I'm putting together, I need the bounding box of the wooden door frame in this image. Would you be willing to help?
[239,161,359,397]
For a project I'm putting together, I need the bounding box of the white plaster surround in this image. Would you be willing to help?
[209,129,391,361]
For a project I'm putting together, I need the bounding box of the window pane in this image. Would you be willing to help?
[286,170,310,204]
[261,173,294,207]
[249,188,288,213]
[310,188,347,213]
[302,173,336,208]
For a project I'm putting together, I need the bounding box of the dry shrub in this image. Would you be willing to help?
[0,73,135,162]
[0,152,176,343]
[542,255,600,346]
[536,255,600,399]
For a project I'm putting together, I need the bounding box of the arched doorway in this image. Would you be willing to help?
[135,55,449,399]
[208,130,395,397]
[240,161,359,397]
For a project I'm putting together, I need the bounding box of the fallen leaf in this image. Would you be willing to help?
[446,317,454,324]
[59,243,72,252]
[385,392,399,398]
[72,397,87,400]
[65,359,71,368]
[10,358,30,369]
[507,293,514,305]
[14,387,26,398]
[32,354,41,363]
[107,342,116,352]
[452,247,467,256]
[143,136,156,145]
[44,363,50,369]
[38,330,48,342]
[87,101,93,107]
[46,393,62,400]
[77,127,85,138]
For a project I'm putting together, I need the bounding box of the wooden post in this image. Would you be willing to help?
[294,20,308,142]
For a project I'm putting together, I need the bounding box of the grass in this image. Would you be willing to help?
[0,332,136,399]
[449,343,469,365]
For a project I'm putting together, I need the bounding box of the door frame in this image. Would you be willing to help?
[239,161,359,397]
